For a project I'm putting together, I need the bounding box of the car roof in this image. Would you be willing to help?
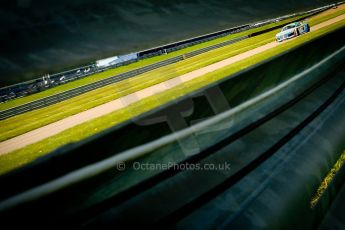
[287,21,301,27]
[286,22,296,27]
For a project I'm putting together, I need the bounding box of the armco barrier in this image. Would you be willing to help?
[0,27,344,228]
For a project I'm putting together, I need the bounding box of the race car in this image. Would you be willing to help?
[276,21,310,42]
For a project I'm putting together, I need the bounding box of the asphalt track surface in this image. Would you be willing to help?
[0,14,344,155]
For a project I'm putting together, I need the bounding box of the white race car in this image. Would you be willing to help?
[276,21,310,42]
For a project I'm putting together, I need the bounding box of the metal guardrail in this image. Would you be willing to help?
[0,36,248,120]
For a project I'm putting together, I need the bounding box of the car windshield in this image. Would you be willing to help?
[282,24,296,31]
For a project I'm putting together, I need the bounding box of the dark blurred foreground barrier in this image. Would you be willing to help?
[0,27,344,228]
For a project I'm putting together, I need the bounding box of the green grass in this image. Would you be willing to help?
[311,8,345,25]
[0,18,343,175]
[0,9,342,143]
[0,14,311,112]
